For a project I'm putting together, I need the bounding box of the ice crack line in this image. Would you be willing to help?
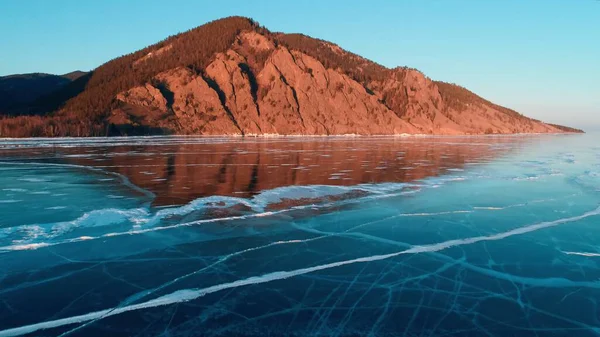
[563,251,600,257]
[1,206,599,337]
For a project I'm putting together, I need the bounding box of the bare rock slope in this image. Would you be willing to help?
[108,30,572,135]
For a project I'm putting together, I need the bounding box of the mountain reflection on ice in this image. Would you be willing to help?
[0,136,517,206]
[1,135,599,337]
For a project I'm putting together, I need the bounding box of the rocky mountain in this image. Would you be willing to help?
[0,17,582,137]
[0,71,88,116]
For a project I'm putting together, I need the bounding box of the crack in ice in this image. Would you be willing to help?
[563,251,600,257]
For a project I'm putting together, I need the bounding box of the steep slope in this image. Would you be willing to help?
[0,16,582,137]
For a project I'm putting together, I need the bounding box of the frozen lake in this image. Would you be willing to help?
[1,134,599,336]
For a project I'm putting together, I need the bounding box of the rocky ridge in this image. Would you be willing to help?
[108,31,569,135]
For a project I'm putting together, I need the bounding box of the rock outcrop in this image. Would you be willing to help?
[110,31,564,136]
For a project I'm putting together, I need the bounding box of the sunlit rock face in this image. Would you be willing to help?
[1,134,599,337]
[107,31,568,137]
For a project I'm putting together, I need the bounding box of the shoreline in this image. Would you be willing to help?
[0,132,585,142]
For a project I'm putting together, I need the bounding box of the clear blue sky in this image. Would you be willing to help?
[1,0,598,129]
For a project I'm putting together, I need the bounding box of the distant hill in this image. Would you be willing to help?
[0,17,582,137]
[0,71,88,116]
[61,71,88,81]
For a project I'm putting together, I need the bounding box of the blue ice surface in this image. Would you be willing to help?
[0,134,599,337]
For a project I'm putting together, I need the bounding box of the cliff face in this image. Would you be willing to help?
[108,31,562,136]
[0,17,582,137]
[109,33,419,135]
